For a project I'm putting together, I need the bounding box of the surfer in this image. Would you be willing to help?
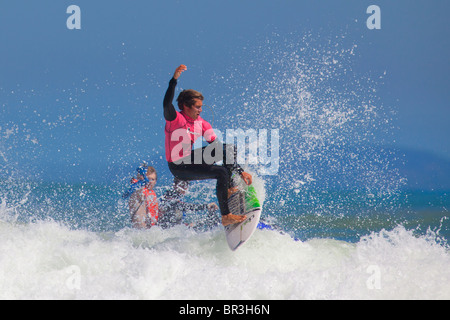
[125,164,159,229]
[158,178,219,229]
[163,64,252,226]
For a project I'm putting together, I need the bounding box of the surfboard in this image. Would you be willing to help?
[225,184,262,251]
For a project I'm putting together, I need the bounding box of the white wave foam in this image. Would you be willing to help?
[0,218,448,300]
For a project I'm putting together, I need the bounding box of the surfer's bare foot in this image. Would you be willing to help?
[222,213,246,226]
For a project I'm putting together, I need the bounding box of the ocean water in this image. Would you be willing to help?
[0,177,448,300]
[1,31,449,300]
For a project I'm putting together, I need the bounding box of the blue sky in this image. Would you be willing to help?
[0,0,449,183]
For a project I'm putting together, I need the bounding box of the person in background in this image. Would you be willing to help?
[123,164,159,229]
[158,178,219,229]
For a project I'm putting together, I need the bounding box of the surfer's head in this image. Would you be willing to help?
[177,89,204,120]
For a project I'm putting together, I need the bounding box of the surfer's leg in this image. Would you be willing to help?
[169,162,230,213]
[168,162,245,226]
[205,141,244,186]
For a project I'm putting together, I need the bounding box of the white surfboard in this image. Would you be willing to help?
[225,185,262,251]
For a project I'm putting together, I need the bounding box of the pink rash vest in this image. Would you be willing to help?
[165,111,217,163]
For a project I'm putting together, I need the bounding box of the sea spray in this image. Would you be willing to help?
[212,32,404,220]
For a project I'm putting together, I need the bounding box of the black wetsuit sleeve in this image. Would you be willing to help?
[163,77,178,121]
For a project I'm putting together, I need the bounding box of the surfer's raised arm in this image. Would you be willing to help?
[173,64,187,80]
[163,65,187,121]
